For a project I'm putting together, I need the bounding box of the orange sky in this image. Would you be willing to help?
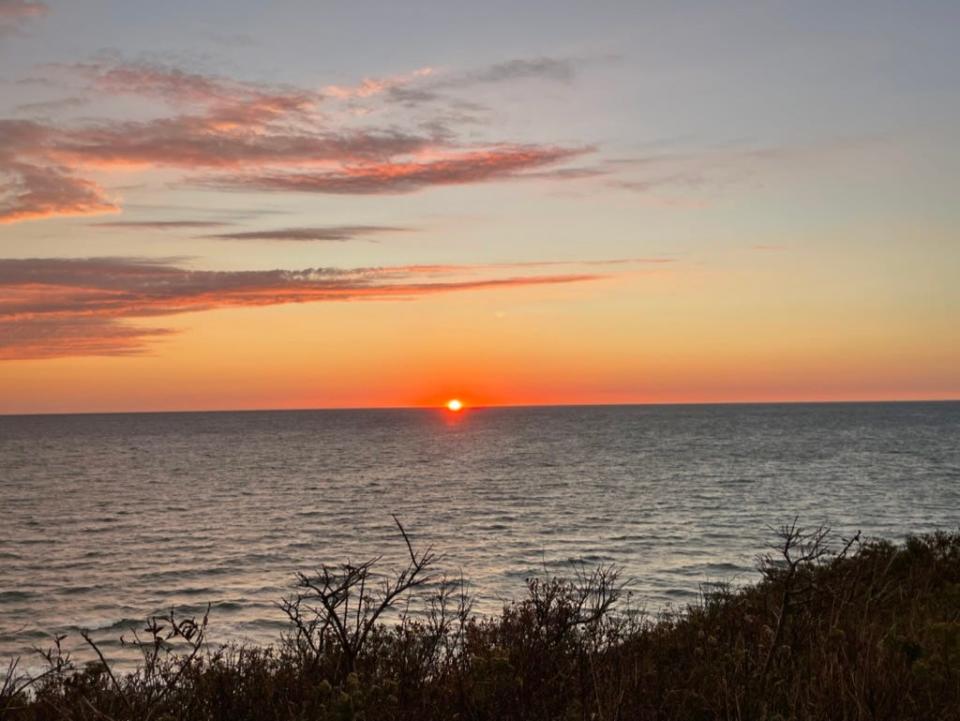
[1,266,956,414]
[1,3,958,413]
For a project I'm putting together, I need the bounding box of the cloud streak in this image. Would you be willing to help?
[202,146,589,195]
[350,57,579,107]
[200,225,412,241]
[14,96,88,115]
[320,57,574,109]
[0,257,606,359]
[92,220,232,230]
[451,57,577,86]
[0,317,174,360]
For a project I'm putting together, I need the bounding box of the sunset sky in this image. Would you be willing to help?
[1,1,958,414]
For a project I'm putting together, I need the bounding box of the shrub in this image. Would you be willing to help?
[3,524,960,721]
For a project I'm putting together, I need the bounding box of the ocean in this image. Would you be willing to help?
[1,402,958,665]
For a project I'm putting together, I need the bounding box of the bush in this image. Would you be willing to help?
[3,524,960,721]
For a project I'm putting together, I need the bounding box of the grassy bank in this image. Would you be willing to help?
[3,523,960,720]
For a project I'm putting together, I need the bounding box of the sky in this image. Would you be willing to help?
[0,0,958,413]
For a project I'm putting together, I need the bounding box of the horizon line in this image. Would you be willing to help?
[2,397,958,419]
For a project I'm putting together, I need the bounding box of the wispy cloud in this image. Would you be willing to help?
[600,140,877,202]
[67,61,321,118]
[0,119,117,223]
[324,67,434,100]
[373,258,672,274]
[323,57,575,107]
[450,57,577,86]
[379,57,583,111]
[0,257,607,359]
[52,122,434,169]
[14,96,88,115]
[91,220,233,230]
[200,225,412,242]
[0,59,592,222]
[0,317,174,359]
[0,157,118,224]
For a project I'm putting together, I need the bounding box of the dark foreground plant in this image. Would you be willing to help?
[3,523,960,721]
[279,515,438,680]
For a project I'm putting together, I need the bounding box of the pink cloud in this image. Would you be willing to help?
[202,146,590,194]
[324,67,434,99]
[66,61,321,127]
[0,60,593,223]
[0,120,117,223]
[0,0,46,18]
[0,0,47,35]
[49,120,432,169]
[0,317,173,359]
[0,162,118,224]
[0,257,606,359]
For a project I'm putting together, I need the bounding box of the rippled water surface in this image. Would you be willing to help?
[2,402,959,664]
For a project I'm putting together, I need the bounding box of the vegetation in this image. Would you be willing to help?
[3,521,960,721]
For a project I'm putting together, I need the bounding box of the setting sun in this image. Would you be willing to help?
[446,399,463,412]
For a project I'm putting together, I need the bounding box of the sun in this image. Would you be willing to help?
[446,399,463,412]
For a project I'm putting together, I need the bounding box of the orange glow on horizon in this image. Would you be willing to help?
[446,398,463,412]
[0,276,957,415]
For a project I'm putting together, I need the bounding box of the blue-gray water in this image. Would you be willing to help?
[1,402,959,666]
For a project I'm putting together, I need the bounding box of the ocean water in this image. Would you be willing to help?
[1,402,959,666]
